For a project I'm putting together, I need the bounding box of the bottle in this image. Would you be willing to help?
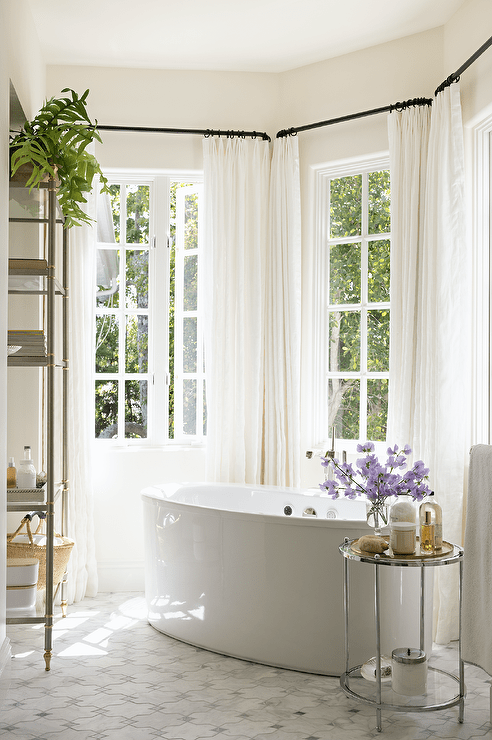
[419,492,443,551]
[7,458,16,488]
[17,446,36,489]
[420,510,435,553]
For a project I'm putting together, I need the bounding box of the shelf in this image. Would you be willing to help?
[9,177,64,222]
[341,665,463,713]
[7,485,62,513]
[7,484,46,505]
[9,274,66,296]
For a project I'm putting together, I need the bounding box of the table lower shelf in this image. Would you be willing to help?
[340,664,464,713]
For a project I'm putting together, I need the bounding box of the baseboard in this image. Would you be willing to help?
[96,560,145,593]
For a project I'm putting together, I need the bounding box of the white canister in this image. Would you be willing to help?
[392,647,427,695]
[390,522,417,555]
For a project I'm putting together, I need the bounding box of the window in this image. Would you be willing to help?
[94,174,204,443]
[313,156,391,447]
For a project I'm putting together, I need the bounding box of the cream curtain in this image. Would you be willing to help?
[202,135,301,486]
[388,84,470,642]
[202,137,270,483]
[263,136,302,487]
[66,199,98,602]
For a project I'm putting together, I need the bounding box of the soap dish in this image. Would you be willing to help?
[361,655,392,682]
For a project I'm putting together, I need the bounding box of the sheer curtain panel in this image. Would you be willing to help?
[388,85,470,642]
[263,136,302,487]
[202,137,270,483]
[67,197,99,602]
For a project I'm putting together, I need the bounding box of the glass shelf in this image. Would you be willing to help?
[9,177,64,223]
[342,665,463,713]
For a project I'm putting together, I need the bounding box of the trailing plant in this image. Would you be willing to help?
[9,88,109,228]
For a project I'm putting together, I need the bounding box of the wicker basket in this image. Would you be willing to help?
[7,515,74,591]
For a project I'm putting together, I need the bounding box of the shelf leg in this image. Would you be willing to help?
[44,649,52,671]
[458,557,464,723]
[374,558,382,732]
[343,548,350,676]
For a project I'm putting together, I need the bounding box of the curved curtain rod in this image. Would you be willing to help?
[276,98,432,138]
[276,33,492,138]
[97,124,271,142]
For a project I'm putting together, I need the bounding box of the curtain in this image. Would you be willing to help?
[202,137,270,483]
[202,135,302,486]
[66,195,98,602]
[263,136,302,487]
[388,84,470,642]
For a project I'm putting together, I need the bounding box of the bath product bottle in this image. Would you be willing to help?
[419,493,442,551]
[420,510,435,553]
[389,497,417,554]
[17,446,36,489]
[7,458,16,488]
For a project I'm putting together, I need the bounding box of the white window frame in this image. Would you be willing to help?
[470,114,492,443]
[94,169,204,446]
[312,153,391,454]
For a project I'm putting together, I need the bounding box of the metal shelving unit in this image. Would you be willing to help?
[6,176,69,670]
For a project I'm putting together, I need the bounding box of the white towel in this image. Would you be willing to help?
[462,444,492,676]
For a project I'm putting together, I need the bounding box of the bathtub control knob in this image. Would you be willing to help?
[284,505,293,516]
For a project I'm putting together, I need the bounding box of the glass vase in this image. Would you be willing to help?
[366,500,389,536]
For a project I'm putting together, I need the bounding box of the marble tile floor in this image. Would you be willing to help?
[0,592,491,740]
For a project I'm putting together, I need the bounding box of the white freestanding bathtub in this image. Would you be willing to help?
[141,482,431,676]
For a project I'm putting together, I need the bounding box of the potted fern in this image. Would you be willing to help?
[10,88,108,228]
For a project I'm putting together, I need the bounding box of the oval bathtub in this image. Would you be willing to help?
[141,482,430,676]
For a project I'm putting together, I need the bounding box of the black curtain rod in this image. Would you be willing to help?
[435,33,492,94]
[276,98,432,138]
[97,124,271,142]
[276,33,492,138]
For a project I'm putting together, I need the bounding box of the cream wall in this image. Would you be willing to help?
[2,0,46,676]
[4,6,491,593]
[46,27,452,590]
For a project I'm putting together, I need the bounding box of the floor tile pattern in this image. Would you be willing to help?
[0,592,490,739]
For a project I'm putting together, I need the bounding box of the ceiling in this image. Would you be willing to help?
[27,0,465,74]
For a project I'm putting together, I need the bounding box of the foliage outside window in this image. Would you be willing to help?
[324,164,391,444]
[95,175,204,443]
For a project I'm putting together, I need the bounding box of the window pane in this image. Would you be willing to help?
[125,315,148,373]
[330,175,362,238]
[184,193,199,250]
[183,254,198,310]
[329,311,360,372]
[95,315,119,372]
[367,378,388,441]
[183,379,197,435]
[367,310,390,371]
[107,184,120,243]
[126,250,149,309]
[96,249,119,308]
[95,380,118,438]
[183,317,197,373]
[368,240,390,302]
[328,378,360,440]
[126,185,150,244]
[329,243,361,304]
[125,380,148,438]
[368,170,391,234]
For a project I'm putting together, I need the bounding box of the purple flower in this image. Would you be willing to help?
[319,442,431,506]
